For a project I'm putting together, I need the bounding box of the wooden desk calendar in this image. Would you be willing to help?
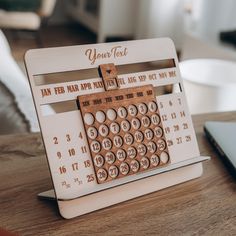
[24,38,210,219]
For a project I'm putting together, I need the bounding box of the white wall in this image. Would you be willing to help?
[189,0,236,41]
[135,0,185,50]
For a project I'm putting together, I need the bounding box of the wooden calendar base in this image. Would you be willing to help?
[38,156,209,219]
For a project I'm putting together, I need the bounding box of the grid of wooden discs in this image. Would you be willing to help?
[82,101,170,184]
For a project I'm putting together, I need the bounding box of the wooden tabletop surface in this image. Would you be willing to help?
[0,112,236,236]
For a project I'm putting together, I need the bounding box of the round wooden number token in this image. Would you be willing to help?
[151,114,160,125]
[160,151,169,164]
[131,118,141,130]
[137,144,147,156]
[97,168,108,182]
[148,101,157,112]
[119,162,129,175]
[90,141,101,153]
[140,157,150,169]
[154,126,163,138]
[124,133,134,145]
[113,135,123,148]
[147,141,157,154]
[134,131,144,143]
[105,152,116,164]
[144,128,154,140]
[110,122,120,134]
[116,149,126,161]
[87,127,98,139]
[138,103,148,115]
[94,154,105,167]
[84,113,94,125]
[102,138,112,150]
[108,165,119,178]
[150,154,160,167]
[130,160,140,172]
[95,111,106,123]
[141,116,151,127]
[117,106,127,118]
[98,124,109,137]
[127,146,137,159]
[121,120,131,132]
[157,139,166,151]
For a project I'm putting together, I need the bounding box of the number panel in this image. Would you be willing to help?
[157,93,200,164]
[42,111,96,199]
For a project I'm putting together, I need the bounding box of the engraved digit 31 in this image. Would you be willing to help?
[185,135,191,142]
[171,112,176,119]
[72,162,79,171]
[81,146,87,153]
[176,137,182,144]
[164,127,170,134]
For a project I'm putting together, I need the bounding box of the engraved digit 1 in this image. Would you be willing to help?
[84,160,91,168]
[180,111,186,117]
[68,148,76,156]
[171,112,176,119]
[72,162,79,171]
[59,166,66,174]
[81,146,87,153]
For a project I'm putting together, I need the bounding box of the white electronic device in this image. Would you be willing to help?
[204,121,236,173]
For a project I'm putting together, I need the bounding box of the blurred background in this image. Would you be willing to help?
[1,0,236,134]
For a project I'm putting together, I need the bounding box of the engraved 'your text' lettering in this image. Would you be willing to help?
[85,46,128,65]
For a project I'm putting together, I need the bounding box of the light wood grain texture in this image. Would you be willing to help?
[0,112,236,236]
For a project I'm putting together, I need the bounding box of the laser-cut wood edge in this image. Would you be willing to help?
[38,156,210,201]
[38,158,210,219]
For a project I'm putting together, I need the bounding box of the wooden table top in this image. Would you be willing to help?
[0,112,236,236]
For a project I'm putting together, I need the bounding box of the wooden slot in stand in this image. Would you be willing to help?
[24,38,210,219]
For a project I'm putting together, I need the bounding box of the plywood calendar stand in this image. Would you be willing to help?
[24,38,210,219]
